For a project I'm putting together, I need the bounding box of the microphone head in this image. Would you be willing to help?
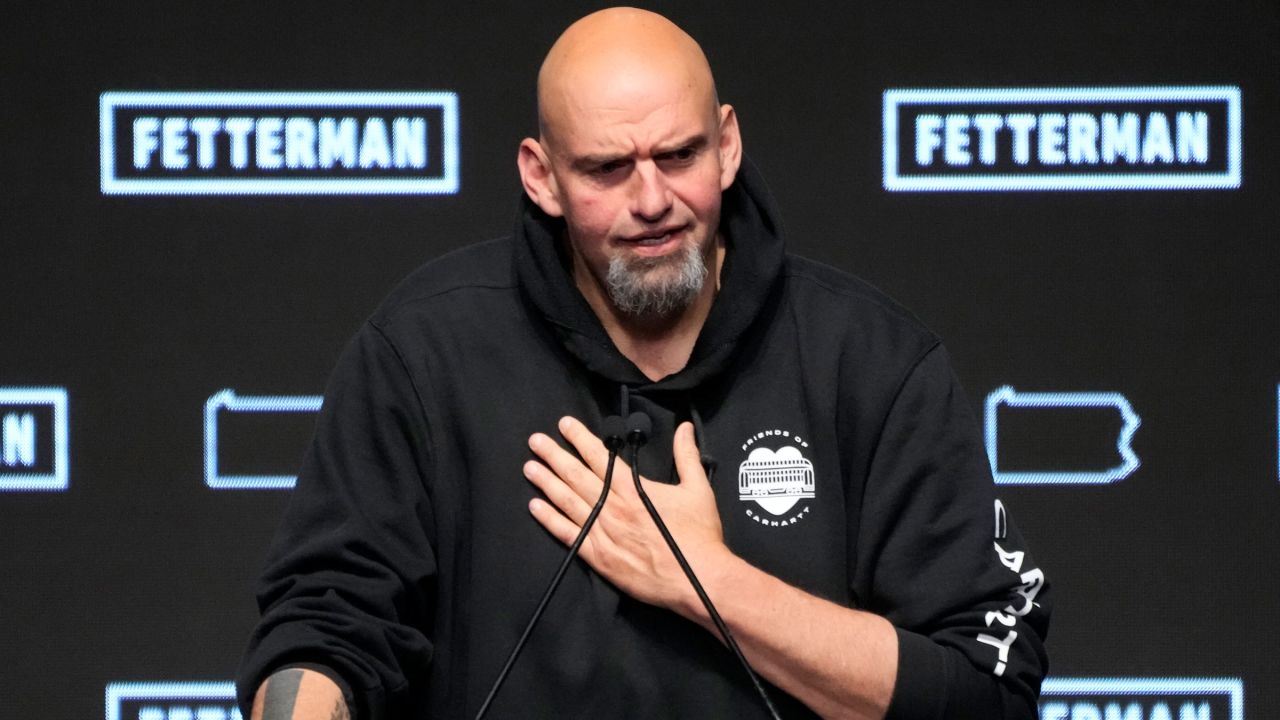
[626,411,652,447]
[601,415,627,451]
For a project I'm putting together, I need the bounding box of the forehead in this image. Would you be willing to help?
[543,58,717,157]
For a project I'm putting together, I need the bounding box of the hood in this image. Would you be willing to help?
[511,156,787,392]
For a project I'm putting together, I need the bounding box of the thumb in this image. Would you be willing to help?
[673,421,709,487]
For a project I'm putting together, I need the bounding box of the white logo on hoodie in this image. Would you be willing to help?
[736,429,815,526]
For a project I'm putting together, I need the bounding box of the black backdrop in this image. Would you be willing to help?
[5,1,1278,717]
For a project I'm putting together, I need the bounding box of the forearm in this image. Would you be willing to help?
[251,668,350,720]
[681,547,898,720]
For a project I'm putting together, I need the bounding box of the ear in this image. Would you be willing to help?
[517,138,564,217]
[716,105,743,190]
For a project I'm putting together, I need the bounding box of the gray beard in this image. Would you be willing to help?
[605,241,709,318]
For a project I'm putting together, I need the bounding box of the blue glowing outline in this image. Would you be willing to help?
[203,389,322,489]
[0,387,69,492]
[100,91,460,195]
[106,681,238,720]
[984,386,1141,485]
[882,86,1242,191]
[1040,677,1243,720]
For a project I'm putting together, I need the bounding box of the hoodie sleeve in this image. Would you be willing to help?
[236,321,437,719]
[853,344,1051,720]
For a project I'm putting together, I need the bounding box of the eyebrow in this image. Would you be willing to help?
[654,135,709,156]
[568,134,710,172]
[570,154,625,173]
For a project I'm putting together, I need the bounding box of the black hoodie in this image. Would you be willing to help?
[238,161,1050,719]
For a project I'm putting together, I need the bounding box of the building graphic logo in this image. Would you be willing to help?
[100,91,459,195]
[737,428,815,526]
[1038,676,1244,720]
[0,386,69,492]
[106,681,241,720]
[883,86,1241,191]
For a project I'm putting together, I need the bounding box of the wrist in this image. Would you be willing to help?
[674,542,742,628]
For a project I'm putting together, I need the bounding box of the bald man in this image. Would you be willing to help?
[239,8,1050,720]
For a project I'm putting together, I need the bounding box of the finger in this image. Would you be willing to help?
[672,421,709,489]
[528,497,590,551]
[523,459,595,526]
[556,416,615,479]
[528,429,606,499]
[559,416,650,499]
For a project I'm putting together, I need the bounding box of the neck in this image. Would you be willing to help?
[576,239,725,382]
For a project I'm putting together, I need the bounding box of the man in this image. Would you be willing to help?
[238,8,1050,720]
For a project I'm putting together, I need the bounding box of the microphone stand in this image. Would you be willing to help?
[473,416,627,720]
[624,412,782,720]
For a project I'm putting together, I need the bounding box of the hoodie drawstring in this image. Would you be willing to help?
[688,402,718,484]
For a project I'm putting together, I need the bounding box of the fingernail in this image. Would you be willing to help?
[559,416,573,433]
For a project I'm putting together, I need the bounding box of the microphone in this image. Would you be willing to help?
[474,416,627,719]
[625,411,651,448]
[602,414,628,452]
[625,411,782,720]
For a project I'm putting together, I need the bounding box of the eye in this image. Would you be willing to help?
[594,159,625,176]
[659,145,699,166]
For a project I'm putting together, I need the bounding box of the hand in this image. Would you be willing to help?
[524,416,729,616]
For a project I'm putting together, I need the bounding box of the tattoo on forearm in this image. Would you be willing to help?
[330,701,350,720]
[261,668,303,719]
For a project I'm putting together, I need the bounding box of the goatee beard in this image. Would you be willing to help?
[605,241,709,318]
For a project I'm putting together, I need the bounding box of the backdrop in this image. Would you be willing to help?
[5,1,1277,718]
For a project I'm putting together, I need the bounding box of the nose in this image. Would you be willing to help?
[631,161,672,222]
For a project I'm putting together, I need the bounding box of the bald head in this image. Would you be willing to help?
[536,8,719,146]
[515,7,743,329]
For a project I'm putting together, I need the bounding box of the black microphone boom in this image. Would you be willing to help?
[626,411,783,720]
[473,416,627,719]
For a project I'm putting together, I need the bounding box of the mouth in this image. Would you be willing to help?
[619,225,688,256]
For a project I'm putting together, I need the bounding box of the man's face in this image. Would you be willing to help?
[536,72,740,317]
